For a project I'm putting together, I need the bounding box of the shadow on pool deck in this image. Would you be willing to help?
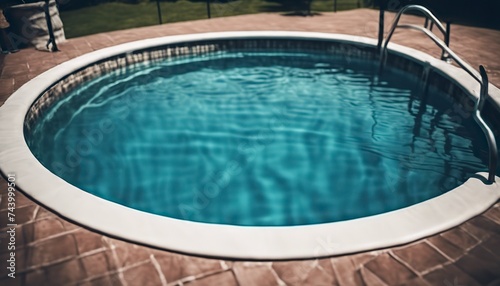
[1,9,500,286]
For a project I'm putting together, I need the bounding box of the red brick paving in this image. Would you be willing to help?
[1,9,500,285]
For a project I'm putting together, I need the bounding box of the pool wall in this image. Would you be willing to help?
[1,32,499,259]
[25,36,500,137]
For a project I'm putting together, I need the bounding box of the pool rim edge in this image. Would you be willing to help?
[1,31,499,260]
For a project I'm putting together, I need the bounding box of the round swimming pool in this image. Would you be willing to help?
[27,48,489,226]
[1,32,499,259]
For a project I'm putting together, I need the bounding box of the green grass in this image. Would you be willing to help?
[60,0,365,38]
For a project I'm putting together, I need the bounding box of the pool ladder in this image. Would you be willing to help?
[379,5,498,183]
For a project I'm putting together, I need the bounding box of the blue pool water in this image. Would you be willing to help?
[27,50,488,226]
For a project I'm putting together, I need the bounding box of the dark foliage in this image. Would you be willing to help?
[262,0,314,15]
[373,0,500,30]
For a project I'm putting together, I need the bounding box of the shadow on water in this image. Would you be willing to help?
[406,69,492,190]
[376,56,493,196]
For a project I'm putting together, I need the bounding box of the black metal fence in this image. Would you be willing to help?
[1,0,497,52]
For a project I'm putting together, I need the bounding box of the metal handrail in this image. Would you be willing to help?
[380,5,498,183]
[383,5,449,60]
[475,66,498,183]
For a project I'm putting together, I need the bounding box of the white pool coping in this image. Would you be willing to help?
[0,31,499,260]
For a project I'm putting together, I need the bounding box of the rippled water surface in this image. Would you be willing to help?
[28,51,489,226]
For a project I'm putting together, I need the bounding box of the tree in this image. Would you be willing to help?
[291,0,313,15]
[266,0,314,16]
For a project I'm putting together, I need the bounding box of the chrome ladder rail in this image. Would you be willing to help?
[380,5,498,183]
[476,66,498,183]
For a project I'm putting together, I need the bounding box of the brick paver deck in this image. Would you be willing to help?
[1,9,499,285]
